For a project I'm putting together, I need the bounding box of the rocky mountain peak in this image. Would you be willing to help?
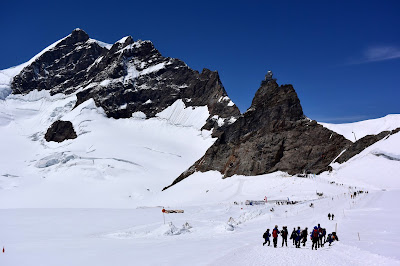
[164,74,351,190]
[250,78,304,124]
[60,28,90,46]
[10,29,240,130]
[109,36,134,53]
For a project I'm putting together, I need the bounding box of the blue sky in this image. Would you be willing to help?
[1,0,399,123]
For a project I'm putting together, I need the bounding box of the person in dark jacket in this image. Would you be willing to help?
[295,226,302,248]
[327,232,339,246]
[290,227,296,245]
[332,213,335,220]
[322,228,327,244]
[311,226,319,250]
[272,225,280,248]
[262,229,271,246]
[281,226,288,247]
[317,224,323,248]
[326,234,333,246]
[301,227,308,246]
[332,232,339,241]
[328,213,331,220]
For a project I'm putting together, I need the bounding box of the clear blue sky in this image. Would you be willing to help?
[1,0,399,123]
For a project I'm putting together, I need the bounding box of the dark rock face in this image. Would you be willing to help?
[12,29,106,95]
[164,79,351,190]
[45,120,77,142]
[335,127,400,163]
[12,29,240,129]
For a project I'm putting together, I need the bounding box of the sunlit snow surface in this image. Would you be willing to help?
[320,114,400,142]
[0,91,214,208]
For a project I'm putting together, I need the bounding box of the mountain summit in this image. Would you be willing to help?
[164,76,352,189]
[11,29,240,128]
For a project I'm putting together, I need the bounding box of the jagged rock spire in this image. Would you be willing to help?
[164,73,351,190]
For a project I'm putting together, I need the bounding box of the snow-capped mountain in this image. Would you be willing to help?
[10,28,240,128]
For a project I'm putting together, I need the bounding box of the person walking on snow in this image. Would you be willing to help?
[332,214,334,220]
[262,229,271,246]
[295,226,302,248]
[272,225,280,248]
[328,213,331,220]
[290,228,296,245]
[311,226,319,250]
[326,234,334,246]
[317,224,323,248]
[332,232,339,241]
[281,226,288,247]
[301,227,308,246]
[327,232,339,246]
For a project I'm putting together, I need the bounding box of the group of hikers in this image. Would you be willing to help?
[351,190,368,199]
[263,224,339,250]
[276,201,298,205]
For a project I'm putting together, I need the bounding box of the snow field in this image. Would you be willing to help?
[320,114,400,142]
[0,91,215,208]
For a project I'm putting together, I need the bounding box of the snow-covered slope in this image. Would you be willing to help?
[0,90,214,208]
[325,130,400,190]
[320,114,400,142]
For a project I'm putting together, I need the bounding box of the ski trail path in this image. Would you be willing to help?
[210,242,400,266]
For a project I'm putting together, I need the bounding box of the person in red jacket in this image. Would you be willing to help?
[310,226,320,250]
[272,225,280,248]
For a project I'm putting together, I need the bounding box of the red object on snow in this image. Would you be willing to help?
[162,209,166,213]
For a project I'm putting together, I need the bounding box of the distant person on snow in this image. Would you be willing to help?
[272,225,280,248]
[332,214,334,220]
[290,228,296,245]
[301,227,308,246]
[328,213,331,220]
[281,226,288,247]
[311,226,319,250]
[262,229,271,246]
[295,226,302,248]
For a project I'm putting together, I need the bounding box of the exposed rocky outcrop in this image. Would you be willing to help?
[45,120,77,142]
[12,29,240,130]
[12,29,106,95]
[164,77,352,190]
[335,127,400,163]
